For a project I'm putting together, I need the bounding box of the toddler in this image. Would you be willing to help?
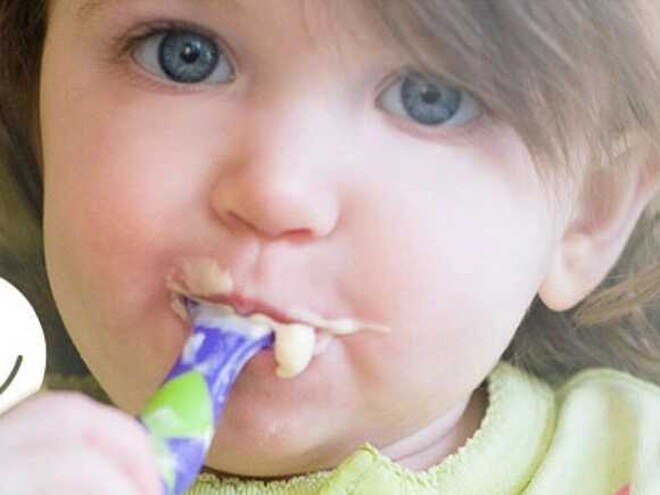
[1,0,660,494]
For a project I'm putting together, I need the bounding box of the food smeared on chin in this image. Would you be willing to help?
[166,257,391,378]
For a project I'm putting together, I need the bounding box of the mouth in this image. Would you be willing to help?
[177,293,316,339]
[173,293,331,378]
[165,257,391,335]
[171,289,387,337]
[188,292,307,327]
[173,291,320,334]
[165,258,391,377]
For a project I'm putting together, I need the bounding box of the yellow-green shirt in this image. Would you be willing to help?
[44,362,660,494]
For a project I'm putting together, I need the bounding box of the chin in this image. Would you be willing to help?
[203,395,357,478]
[203,429,351,478]
[191,339,359,477]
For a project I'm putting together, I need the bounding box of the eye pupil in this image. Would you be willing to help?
[400,75,461,126]
[180,42,201,64]
[158,31,221,84]
[421,86,440,105]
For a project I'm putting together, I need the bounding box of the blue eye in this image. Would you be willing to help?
[131,29,234,84]
[377,72,481,127]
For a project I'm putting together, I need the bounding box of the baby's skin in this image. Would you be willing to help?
[0,391,162,494]
[3,0,658,492]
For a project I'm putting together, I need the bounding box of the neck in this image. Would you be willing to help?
[379,384,489,471]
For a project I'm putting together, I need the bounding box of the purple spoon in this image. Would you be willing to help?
[137,297,275,495]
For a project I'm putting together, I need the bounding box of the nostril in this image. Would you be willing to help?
[222,211,256,234]
[282,228,314,242]
[225,211,312,241]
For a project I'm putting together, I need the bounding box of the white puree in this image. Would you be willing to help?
[166,257,390,378]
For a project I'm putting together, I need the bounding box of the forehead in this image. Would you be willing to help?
[52,0,412,74]
[71,0,370,32]
[66,0,393,49]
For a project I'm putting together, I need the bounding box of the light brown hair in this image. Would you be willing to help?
[1,0,659,384]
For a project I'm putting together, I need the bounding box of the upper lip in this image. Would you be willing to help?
[179,291,306,327]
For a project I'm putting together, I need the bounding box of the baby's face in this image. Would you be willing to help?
[41,0,566,477]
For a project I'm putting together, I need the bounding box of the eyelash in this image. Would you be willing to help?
[107,18,232,93]
[111,19,215,62]
[106,19,495,140]
[376,70,491,143]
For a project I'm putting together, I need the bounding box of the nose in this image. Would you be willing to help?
[209,101,342,241]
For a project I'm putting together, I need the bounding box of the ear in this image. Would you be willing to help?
[538,142,660,311]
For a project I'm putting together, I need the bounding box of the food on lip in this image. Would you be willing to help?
[166,257,392,377]
[183,299,318,378]
[272,323,315,378]
[170,293,189,322]
[166,258,231,303]
[180,257,234,296]
[286,307,391,335]
[166,257,232,323]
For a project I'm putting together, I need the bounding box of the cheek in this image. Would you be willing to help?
[39,58,225,400]
[341,141,555,403]
[39,45,222,309]
[39,102,209,409]
[42,109,167,309]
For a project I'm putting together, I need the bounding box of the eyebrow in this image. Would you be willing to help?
[76,0,242,22]
[76,0,113,21]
